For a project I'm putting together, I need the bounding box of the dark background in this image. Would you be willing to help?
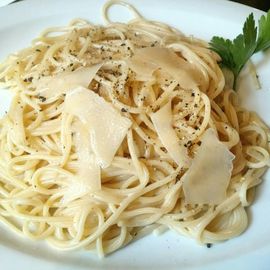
[11,1,270,11]
[231,0,270,11]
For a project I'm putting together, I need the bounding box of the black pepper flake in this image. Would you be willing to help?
[24,77,33,83]
[69,63,74,67]
[120,43,125,46]
[187,140,192,147]
[195,126,199,130]
[206,243,212,248]
[121,108,127,112]
[140,96,146,101]
[127,47,131,50]
[194,104,198,108]
[38,96,47,102]
[191,93,195,97]
[36,49,41,52]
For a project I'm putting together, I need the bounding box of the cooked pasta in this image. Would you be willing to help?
[0,0,269,257]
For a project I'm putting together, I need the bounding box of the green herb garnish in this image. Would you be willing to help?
[210,10,270,89]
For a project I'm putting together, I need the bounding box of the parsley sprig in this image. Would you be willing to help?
[210,10,270,89]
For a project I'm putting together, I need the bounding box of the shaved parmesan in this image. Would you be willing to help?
[65,87,132,168]
[74,122,101,190]
[62,122,100,203]
[183,128,235,205]
[128,47,199,88]
[150,101,190,167]
[37,63,102,98]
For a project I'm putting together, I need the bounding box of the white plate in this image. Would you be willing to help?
[0,0,270,269]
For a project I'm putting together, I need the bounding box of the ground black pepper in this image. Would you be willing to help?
[38,96,47,102]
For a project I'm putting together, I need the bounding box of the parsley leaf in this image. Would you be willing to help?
[230,13,257,77]
[209,37,234,69]
[209,10,270,89]
[256,10,270,52]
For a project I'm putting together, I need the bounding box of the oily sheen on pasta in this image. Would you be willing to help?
[0,0,269,257]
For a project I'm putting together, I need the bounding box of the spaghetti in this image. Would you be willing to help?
[0,0,269,257]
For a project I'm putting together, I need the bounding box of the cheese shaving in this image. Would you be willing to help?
[37,63,102,98]
[128,47,200,88]
[183,128,235,204]
[150,101,190,167]
[65,87,132,168]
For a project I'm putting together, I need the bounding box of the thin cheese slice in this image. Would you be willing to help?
[150,101,190,167]
[65,87,132,168]
[74,121,101,190]
[183,128,235,205]
[128,47,200,89]
[37,63,102,98]
[62,122,101,203]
